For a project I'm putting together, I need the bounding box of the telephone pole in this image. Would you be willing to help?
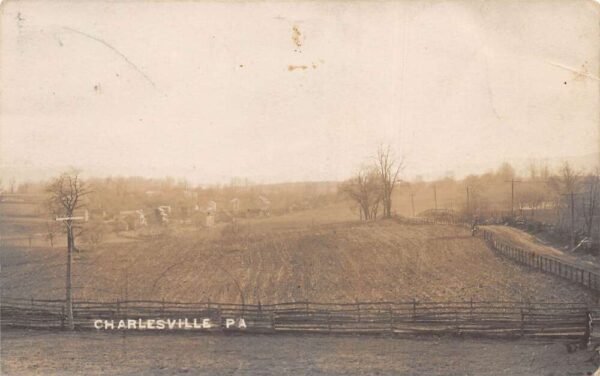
[433,184,438,212]
[55,210,88,330]
[570,191,575,247]
[504,179,522,217]
[466,186,470,216]
[560,191,579,248]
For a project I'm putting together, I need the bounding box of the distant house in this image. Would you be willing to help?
[205,201,217,227]
[258,196,271,215]
[230,198,240,214]
[119,209,147,229]
[207,201,217,214]
[155,206,171,225]
[89,208,108,220]
[245,196,271,217]
[205,213,215,227]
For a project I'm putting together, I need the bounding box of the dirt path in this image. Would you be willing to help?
[484,225,600,274]
[1,330,598,376]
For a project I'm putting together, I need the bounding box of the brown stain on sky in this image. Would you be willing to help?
[292,25,303,48]
[288,65,308,72]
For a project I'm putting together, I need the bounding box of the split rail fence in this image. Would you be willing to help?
[481,230,600,293]
[0,297,593,340]
[397,216,600,294]
[3,217,600,341]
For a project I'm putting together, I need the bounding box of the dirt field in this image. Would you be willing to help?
[1,214,595,304]
[1,329,598,376]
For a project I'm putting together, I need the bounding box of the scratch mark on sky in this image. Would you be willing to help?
[62,26,156,89]
[548,61,600,82]
[484,55,501,120]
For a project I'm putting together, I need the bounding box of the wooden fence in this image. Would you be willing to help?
[480,230,600,293]
[3,218,600,341]
[395,216,465,226]
[397,215,600,294]
[0,297,593,340]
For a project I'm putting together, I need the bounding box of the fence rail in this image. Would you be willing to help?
[480,230,600,293]
[0,297,594,340]
[3,218,600,341]
[396,215,600,294]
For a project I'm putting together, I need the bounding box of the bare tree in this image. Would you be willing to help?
[8,177,16,194]
[46,171,90,329]
[527,160,538,180]
[45,221,60,248]
[583,169,600,238]
[558,162,580,193]
[82,220,108,249]
[375,145,404,218]
[516,184,548,219]
[340,167,382,221]
[547,162,581,246]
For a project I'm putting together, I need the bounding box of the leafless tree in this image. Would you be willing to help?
[375,145,404,218]
[583,169,600,238]
[547,162,581,246]
[82,220,108,249]
[8,177,16,194]
[46,171,91,329]
[516,184,548,218]
[340,167,382,221]
[527,161,538,180]
[539,163,551,182]
[45,221,60,248]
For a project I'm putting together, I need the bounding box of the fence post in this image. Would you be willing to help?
[389,306,394,333]
[413,298,417,321]
[356,302,361,322]
[470,297,474,319]
[270,311,275,331]
[327,312,332,333]
[520,307,525,337]
[584,311,592,349]
[61,306,65,329]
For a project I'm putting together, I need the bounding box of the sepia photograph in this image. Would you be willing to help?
[0,0,599,374]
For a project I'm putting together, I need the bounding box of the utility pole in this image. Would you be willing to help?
[466,186,470,216]
[48,172,90,331]
[409,192,415,217]
[560,191,577,248]
[433,184,438,212]
[570,191,575,248]
[504,179,522,217]
[55,210,88,330]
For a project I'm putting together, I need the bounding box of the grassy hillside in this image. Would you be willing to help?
[0,211,594,304]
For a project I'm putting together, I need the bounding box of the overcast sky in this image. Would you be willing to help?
[1,0,598,184]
